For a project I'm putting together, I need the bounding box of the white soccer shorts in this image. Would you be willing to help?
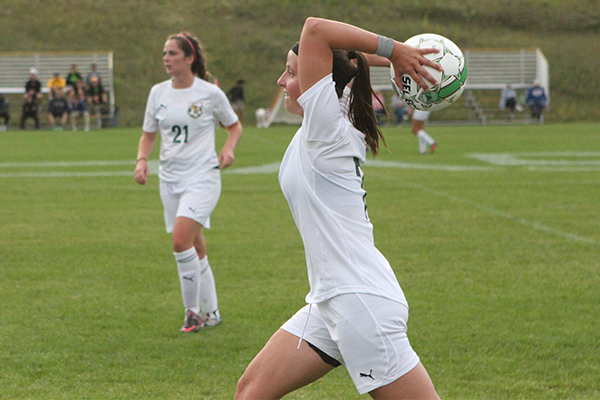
[412,110,431,121]
[159,168,221,233]
[281,293,420,394]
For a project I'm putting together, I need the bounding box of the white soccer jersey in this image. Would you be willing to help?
[143,77,238,183]
[278,74,407,305]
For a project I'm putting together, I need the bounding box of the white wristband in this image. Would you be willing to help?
[376,35,394,58]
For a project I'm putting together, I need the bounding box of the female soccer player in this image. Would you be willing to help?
[235,18,440,399]
[134,32,242,333]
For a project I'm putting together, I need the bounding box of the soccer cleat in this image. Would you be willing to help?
[430,142,437,154]
[201,310,222,327]
[181,309,205,333]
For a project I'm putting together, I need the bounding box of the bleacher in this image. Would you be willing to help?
[370,48,550,123]
[0,52,116,124]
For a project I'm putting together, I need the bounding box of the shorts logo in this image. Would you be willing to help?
[359,369,374,380]
[188,102,203,119]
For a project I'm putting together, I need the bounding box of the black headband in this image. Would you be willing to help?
[291,42,299,55]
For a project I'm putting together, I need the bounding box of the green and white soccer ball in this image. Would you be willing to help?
[390,33,467,111]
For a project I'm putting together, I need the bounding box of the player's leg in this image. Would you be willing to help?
[172,216,205,332]
[411,118,428,154]
[318,294,439,399]
[236,330,335,399]
[192,227,220,325]
[369,362,439,400]
[172,171,222,329]
[412,111,435,154]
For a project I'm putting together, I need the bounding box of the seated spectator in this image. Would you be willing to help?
[65,64,83,101]
[47,72,66,100]
[86,76,107,129]
[86,63,102,88]
[70,81,90,131]
[391,93,409,126]
[0,94,9,131]
[526,80,547,122]
[21,89,41,130]
[499,84,517,119]
[25,67,43,102]
[47,88,70,130]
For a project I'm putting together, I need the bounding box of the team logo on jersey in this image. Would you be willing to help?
[188,101,203,119]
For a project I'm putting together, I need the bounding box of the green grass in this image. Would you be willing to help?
[1,123,599,399]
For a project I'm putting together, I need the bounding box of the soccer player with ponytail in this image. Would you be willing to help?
[135,32,242,333]
[236,18,440,399]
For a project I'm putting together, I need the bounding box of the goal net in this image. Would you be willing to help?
[256,87,302,128]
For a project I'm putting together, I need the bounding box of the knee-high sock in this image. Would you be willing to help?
[199,256,218,314]
[174,247,201,314]
[417,130,435,153]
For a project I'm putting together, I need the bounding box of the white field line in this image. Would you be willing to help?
[467,151,600,171]
[384,178,599,245]
[2,151,600,177]
[0,159,494,178]
[1,159,597,244]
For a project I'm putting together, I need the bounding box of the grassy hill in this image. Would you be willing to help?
[1,0,599,126]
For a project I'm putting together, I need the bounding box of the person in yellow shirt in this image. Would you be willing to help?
[47,72,66,99]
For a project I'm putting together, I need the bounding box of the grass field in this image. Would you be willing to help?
[1,122,599,399]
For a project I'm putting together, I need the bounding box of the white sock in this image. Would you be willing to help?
[174,247,201,314]
[417,136,427,154]
[417,130,435,146]
[199,256,218,315]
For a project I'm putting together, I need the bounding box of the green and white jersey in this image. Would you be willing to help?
[143,77,238,183]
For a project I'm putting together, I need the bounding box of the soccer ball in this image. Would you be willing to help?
[390,33,467,111]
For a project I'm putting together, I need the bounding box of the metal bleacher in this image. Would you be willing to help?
[0,52,115,120]
[370,48,550,123]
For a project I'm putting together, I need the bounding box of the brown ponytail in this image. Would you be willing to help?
[332,50,387,156]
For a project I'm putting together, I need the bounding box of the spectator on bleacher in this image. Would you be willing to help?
[499,84,517,119]
[86,63,103,88]
[47,72,66,99]
[20,89,41,130]
[47,88,69,130]
[70,81,90,132]
[526,80,547,122]
[86,76,107,129]
[391,93,409,126]
[65,64,84,101]
[0,94,9,131]
[25,67,43,102]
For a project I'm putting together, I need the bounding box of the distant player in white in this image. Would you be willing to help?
[411,109,437,154]
[359,54,438,155]
[134,32,242,333]
[236,18,440,399]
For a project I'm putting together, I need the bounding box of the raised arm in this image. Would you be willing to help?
[297,17,441,95]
